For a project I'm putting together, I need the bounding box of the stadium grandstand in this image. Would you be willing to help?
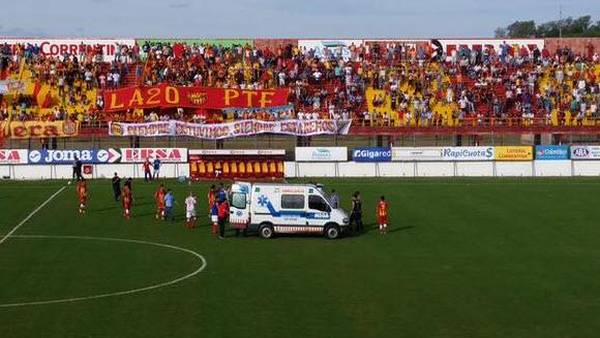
[5,0,600,335]
[1,37,599,151]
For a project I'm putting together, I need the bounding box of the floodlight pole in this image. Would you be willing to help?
[558,0,563,46]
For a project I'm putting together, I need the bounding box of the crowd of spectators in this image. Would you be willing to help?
[0,40,599,129]
[1,42,138,89]
[0,42,139,124]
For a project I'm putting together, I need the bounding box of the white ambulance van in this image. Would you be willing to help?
[228,182,350,239]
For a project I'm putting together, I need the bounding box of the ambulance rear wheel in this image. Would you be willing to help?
[259,223,274,239]
[325,224,340,240]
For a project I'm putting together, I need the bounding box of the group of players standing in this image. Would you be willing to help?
[77,174,230,236]
[74,174,134,219]
[152,183,230,236]
[76,177,388,236]
[152,184,199,229]
[75,173,133,217]
[111,173,134,218]
[348,191,389,235]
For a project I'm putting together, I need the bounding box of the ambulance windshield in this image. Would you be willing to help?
[231,192,247,209]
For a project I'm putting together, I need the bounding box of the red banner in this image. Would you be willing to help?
[102,85,289,112]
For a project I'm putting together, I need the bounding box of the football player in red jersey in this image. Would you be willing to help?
[377,196,389,235]
[154,184,166,220]
[122,179,133,219]
[76,178,88,214]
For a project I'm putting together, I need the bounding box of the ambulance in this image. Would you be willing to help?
[228,182,350,239]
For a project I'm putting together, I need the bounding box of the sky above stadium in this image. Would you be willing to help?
[0,0,598,38]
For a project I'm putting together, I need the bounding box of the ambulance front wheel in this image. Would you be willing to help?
[325,224,340,240]
[259,223,274,239]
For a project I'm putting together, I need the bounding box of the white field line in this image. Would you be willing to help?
[294,181,600,186]
[0,186,66,246]
[0,235,207,308]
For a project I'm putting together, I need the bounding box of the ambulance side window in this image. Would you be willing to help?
[231,193,246,209]
[281,194,304,209]
[309,195,331,212]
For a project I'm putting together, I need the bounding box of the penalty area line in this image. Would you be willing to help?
[0,186,67,247]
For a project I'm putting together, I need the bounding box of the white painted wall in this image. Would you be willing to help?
[534,161,571,177]
[54,165,73,179]
[5,161,600,180]
[456,162,494,177]
[378,162,415,177]
[416,162,454,177]
[1,164,189,180]
[284,161,296,178]
[573,161,600,176]
[495,162,533,177]
[296,162,337,177]
[12,165,53,180]
[177,163,190,178]
[0,165,10,178]
[338,162,376,177]
[95,163,137,179]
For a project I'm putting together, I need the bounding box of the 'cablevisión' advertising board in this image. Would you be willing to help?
[535,146,570,160]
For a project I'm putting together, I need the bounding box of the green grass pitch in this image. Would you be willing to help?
[1,178,600,338]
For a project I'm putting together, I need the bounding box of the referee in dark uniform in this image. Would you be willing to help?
[112,172,122,201]
[72,156,83,180]
[350,191,363,233]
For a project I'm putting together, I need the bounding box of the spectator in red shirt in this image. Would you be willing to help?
[217,198,230,239]
[143,158,152,182]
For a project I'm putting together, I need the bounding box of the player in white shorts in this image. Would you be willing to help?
[185,192,197,229]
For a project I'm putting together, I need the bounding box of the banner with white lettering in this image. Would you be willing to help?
[0,39,136,61]
[27,149,121,164]
[108,119,352,139]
